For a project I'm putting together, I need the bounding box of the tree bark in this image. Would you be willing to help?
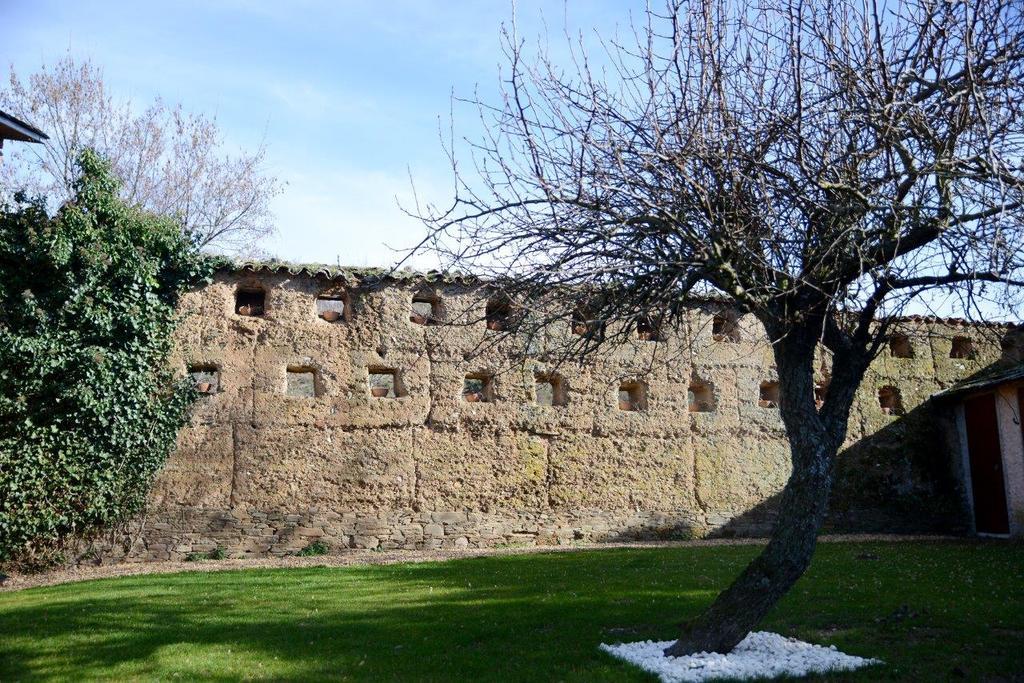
[664,324,861,656]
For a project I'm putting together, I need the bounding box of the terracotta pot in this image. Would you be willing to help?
[410,312,428,325]
[618,399,632,411]
[486,319,505,331]
[638,331,655,341]
[572,323,588,335]
[321,310,341,322]
[238,304,263,317]
[197,382,213,394]
[371,387,389,398]
[464,391,482,403]
[881,406,891,415]
[758,399,777,409]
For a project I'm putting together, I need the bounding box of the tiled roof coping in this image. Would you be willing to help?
[220,260,1018,328]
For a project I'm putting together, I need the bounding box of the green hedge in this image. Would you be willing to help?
[0,150,217,563]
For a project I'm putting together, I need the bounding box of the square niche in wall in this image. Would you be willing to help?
[535,373,567,407]
[637,317,663,342]
[888,333,914,358]
[759,381,780,408]
[235,288,266,316]
[189,365,219,395]
[878,386,905,416]
[316,294,348,323]
[369,368,405,398]
[712,311,741,342]
[688,380,714,412]
[485,298,512,331]
[569,305,604,338]
[286,367,317,398]
[950,336,976,359]
[618,381,647,411]
[410,293,441,325]
[463,374,494,403]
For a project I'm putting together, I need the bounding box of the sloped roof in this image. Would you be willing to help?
[219,260,1019,329]
[224,260,479,285]
[0,109,48,143]
[892,314,1017,329]
[934,362,1024,400]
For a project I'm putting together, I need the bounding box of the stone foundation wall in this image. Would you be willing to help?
[105,266,1014,562]
[106,509,725,563]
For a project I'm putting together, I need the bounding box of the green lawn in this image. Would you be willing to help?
[1,540,1021,681]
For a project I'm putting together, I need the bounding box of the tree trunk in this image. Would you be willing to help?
[664,325,860,656]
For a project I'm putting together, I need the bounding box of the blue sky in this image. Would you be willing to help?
[2,0,636,267]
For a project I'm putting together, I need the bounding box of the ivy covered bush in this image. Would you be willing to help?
[0,151,216,564]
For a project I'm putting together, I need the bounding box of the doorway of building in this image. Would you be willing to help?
[963,392,1010,535]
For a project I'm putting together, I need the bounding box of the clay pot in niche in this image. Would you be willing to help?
[486,319,505,331]
[238,304,263,317]
[410,312,428,325]
[196,382,213,394]
[464,391,482,403]
[371,387,389,398]
[618,399,633,411]
[321,310,341,322]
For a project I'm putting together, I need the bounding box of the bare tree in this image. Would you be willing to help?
[409,0,1024,654]
[1,54,281,255]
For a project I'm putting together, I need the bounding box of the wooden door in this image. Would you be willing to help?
[964,392,1010,535]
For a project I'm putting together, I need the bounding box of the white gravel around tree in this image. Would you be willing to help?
[600,631,881,682]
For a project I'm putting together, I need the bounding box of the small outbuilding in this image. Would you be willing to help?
[938,363,1024,537]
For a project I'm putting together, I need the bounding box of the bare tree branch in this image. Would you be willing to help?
[0,54,283,255]
[405,0,1024,655]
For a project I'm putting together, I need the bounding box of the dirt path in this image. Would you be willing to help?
[0,533,960,593]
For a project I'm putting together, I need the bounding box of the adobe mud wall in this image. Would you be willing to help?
[109,266,1013,562]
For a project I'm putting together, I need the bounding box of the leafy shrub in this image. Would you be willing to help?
[296,540,329,557]
[185,547,226,562]
[0,150,218,564]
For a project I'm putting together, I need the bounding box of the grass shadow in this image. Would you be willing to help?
[1,542,1022,681]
